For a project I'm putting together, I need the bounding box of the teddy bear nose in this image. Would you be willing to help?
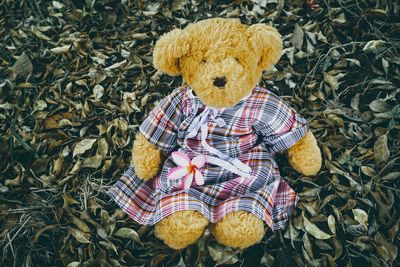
[213,76,227,88]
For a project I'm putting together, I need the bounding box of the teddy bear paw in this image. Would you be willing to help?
[131,133,162,181]
[288,131,322,176]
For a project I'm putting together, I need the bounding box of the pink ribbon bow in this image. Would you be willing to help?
[167,151,206,189]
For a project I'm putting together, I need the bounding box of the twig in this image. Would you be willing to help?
[378,184,400,193]
[301,42,367,88]
[335,77,369,100]
[2,215,31,252]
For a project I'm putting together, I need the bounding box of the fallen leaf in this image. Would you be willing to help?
[352,209,369,228]
[70,228,92,244]
[11,52,33,79]
[327,215,336,235]
[113,228,141,243]
[73,139,97,158]
[374,134,390,167]
[303,212,331,240]
[50,45,71,54]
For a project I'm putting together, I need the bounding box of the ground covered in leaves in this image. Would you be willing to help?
[0,0,399,266]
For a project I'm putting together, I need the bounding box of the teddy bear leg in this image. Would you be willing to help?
[287,131,322,176]
[211,211,265,249]
[154,210,209,250]
[132,133,162,181]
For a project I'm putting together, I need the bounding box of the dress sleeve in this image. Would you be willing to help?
[139,88,184,153]
[253,92,309,154]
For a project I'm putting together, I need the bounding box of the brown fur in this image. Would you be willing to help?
[131,133,162,180]
[287,131,322,176]
[132,18,322,250]
[211,211,265,249]
[153,18,282,108]
[154,210,209,249]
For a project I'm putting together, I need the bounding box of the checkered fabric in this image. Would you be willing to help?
[108,85,308,231]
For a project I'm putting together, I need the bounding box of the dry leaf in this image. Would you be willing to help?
[50,45,71,54]
[303,212,331,240]
[327,215,336,235]
[352,209,369,228]
[114,228,141,243]
[374,134,390,167]
[70,228,92,244]
[73,139,97,158]
[11,52,33,79]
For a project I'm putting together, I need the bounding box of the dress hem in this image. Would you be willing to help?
[107,177,299,232]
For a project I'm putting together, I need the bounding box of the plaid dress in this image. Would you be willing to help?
[108,85,308,231]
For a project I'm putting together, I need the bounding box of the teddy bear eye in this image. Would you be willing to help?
[235,57,240,63]
[201,59,207,64]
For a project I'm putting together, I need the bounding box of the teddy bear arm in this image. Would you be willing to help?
[287,131,322,176]
[131,133,162,181]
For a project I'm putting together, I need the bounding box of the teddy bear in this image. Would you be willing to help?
[108,18,322,250]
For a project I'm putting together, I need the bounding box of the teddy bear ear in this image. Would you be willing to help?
[246,24,283,70]
[153,28,190,76]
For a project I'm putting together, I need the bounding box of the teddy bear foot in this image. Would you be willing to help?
[211,211,265,249]
[154,210,209,250]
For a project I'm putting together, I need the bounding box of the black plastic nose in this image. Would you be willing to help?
[213,76,227,88]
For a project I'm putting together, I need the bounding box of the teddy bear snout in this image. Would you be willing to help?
[213,76,227,88]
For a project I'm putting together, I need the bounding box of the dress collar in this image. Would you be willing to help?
[184,85,252,111]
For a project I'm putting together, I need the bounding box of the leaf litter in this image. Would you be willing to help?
[0,0,399,266]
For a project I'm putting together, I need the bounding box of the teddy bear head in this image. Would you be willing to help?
[153,18,283,108]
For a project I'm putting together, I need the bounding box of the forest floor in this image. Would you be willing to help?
[0,0,399,266]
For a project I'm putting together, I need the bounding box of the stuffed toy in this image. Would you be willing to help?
[108,18,322,250]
